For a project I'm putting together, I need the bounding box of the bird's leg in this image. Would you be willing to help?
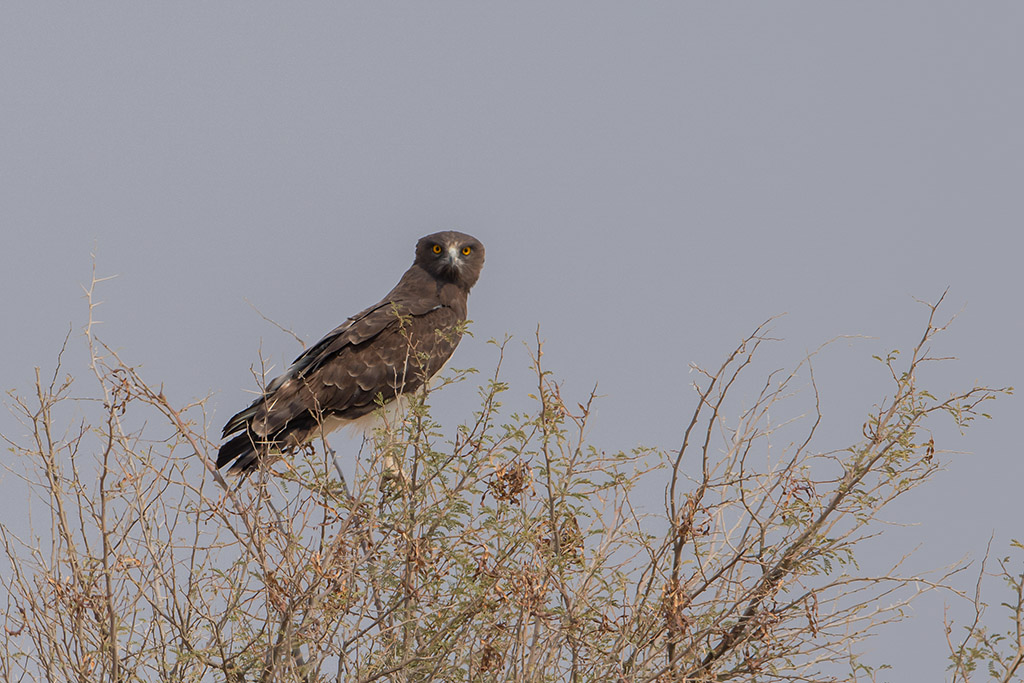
[377,427,409,503]
[322,435,352,499]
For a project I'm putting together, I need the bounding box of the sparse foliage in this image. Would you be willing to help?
[947,540,1024,683]
[0,280,1015,682]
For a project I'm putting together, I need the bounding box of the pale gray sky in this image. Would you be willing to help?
[2,4,1021,678]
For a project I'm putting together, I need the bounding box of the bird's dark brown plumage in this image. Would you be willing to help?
[218,231,484,474]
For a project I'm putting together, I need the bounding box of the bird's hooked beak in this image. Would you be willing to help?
[446,245,462,268]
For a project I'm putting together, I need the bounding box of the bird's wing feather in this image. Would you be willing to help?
[221,301,400,438]
[281,268,446,384]
[237,304,462,441]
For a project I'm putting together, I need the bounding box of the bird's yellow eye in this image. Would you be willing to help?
[432,244,442,254]
[461,246,472,256]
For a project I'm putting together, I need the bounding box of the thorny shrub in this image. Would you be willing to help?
[0,284,1017,683]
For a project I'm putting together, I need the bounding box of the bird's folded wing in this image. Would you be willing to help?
[247,305,459,438]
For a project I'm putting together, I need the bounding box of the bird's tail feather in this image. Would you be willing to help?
[222,403,261,439]
[216,432,261,474]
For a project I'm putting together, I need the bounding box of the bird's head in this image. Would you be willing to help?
[415,231,485,290]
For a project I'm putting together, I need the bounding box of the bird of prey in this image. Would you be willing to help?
[217,231,485,474]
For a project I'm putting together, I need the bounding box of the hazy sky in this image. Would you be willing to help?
[2,4,1021,678]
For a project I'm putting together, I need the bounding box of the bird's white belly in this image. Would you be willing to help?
[326,394,410,440]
